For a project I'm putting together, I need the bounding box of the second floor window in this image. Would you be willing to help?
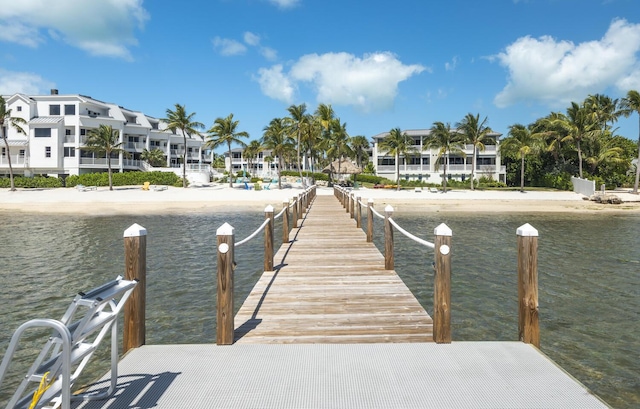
[35,128,51,137]
[64,105,75,115]
[49,105,60,115]
[45,147,51,158]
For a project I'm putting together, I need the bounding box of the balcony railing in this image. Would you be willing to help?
[64,135,75,144]
[126,142,146,150]
[79,158,121,166]
[0,155,27,166]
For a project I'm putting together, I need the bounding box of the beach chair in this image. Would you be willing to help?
[142,181,150,191]
[429,187,439,193]
[152,185,168,191]
[244,181,253,190]
[0,276,137,409]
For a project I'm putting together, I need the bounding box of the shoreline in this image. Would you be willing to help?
[1,185,639,215]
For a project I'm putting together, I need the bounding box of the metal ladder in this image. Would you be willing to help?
[0,276,137,409]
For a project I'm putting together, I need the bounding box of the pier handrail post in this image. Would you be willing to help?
[350,193,355,218]
[123,223,147,353]
[292,196,299,228]
[517,223,540,348]
[282,199,290,243]
[356,196,362,228]
[384,205,394,270]
[264,205,274,272]
[347,192,351,214]
[216,223,235,345]
[298,193,304,216]
[434,223,452,344]
[366,198,374,242]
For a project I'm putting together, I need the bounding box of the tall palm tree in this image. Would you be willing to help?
[585,94,621,131]
[205,113,249,188]
[456,113,492,190]
[243,140,263,177]
[163,104,205,188]
[379,128,417,191]
[83,124,129,190]
[315,103,335,184]
[424,122,465,192]
[286,103,308,185]
[0,96,27,191]
[584,135,625,175]
[350,135,370,186]
[620,90,640,194]
[262,117,294,189]
[559,102,600,179]
[500,123,543,192]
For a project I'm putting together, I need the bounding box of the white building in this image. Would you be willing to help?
[1,90,209,179]
[372,129,505,184]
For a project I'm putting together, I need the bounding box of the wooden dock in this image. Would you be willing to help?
[233,194,433,343]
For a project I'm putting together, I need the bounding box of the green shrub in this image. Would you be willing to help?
[66,171,183,187]
[0,176,63,188]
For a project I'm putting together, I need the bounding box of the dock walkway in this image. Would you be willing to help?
[234,194,432,343]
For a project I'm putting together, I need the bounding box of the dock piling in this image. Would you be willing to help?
[433,223,452,344]
[366,198,374,242]
[384,205,394,270]
[216,222,235,345]
[517,223,540,348]
[123,223,147,353]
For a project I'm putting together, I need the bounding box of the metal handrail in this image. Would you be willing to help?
[235,218,270,247]
[388,217,435,249]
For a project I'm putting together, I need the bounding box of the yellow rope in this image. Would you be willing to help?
[29,371,54,409]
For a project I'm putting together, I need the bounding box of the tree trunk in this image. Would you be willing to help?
[470,145,476,190]
[634,116,640,194]
[228,143,233,188]
[297,130,304,187]
[182,133,188,188]
[396,153,400,191]
[577,139,583,179]
[520,154,525,192]
[442,157,448,193]
[2,135,16,191]
[108,155,113,191]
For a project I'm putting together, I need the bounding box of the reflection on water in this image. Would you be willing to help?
[0,209,638,408]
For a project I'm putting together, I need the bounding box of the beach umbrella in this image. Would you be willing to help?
[322,158,362,175]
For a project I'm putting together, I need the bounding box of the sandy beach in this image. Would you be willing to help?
[1,183,640,215]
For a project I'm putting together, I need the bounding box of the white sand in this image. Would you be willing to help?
[1,183,639,215]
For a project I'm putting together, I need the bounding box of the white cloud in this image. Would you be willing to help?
[256,51,426,112]
[0,69,55,95]
[445,56,458,71]
[255,65,296,103]
[212,36,247,56]
[493,18,640,108]
[266,0,300,9]
[260,47,278,61]
[0,0,148,60]
[244,32,261,46]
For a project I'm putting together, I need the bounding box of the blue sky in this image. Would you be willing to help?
[1,0,639,149]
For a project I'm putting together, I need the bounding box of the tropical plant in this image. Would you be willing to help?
[326,119,352,182]
[456,113,492,190]
[350,135,370,186]
[379,128,417,190]
[585,93,622,131]
[286,103,308,185]
[620,90,640,194]
[82,124,129,190]
[559,102,600,178]
[500,123,543,192]
[243,140,263,176]
[163,104,205,188]
[262,117,294,189]
[0,95,27,191]
[140,148,166,167]
[205,113,249,188]
[584,133,625,174]
[423,122,465,192]
[315,103,336,184]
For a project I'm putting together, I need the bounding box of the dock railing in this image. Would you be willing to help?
[334,185,540,346]
[215,185,317,345]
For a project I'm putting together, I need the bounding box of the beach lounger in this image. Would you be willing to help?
[142,182,150,191]
[429,187,439,193]
[152,185,168,191]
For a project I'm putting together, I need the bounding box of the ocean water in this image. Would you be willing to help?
[0,209,638,408]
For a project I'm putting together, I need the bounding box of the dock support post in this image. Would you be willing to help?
[366,198,374,242]
[282,199,289,243]
[350,193,355,218]
[384,205,394,270]
[356,196,362,228]
[123,223,146,353]
[434,223,452,344]
[298,193,303,217]
[347,192,351,214]
[517,223,540,348]
[216,223,235,345]
[265,205,274,271]
[292,196,299,229]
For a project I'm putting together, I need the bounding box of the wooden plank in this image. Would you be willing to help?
[234,193,433,343]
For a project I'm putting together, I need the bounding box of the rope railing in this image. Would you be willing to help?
[370,206,385,220]
[387,217,435,249]
[235,218,271,247]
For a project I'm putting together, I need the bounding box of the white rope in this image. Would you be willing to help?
[370,206,386,220]
[235,218,270,247]
[388,217,435,249]
[274,206,287,219]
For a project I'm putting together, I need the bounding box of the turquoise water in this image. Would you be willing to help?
[0,209,638,408]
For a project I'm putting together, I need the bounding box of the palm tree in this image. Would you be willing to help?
[315,103,335,184]
[424,122,465,192]
[163,104,205,188]
[585,94,621,131]
[350,135,370,186]
[140,148,166,167]
[500,123,543,192]
[379,128,417,191]
[0,96,27,191]
[243,140,263,177]
[584,135,625,175]
[286,103,308,185]
[83,124,129,191]
[620,90,640,194]
[205,114,249,188]
[559,102,600,179]
[456,113,492,190]
[327,119,352,181]
[262,117,294,189]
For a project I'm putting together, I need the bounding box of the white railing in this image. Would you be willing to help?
[0,155,27,166]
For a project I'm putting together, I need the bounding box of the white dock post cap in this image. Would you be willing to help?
[517,223,538,237]
[283,198,289,204]
[265,204,274,212]
[123,223,147,237]
[368,198,374,204]
[434,223,452,237]
[216,222,235,236]
[385,204,394,213]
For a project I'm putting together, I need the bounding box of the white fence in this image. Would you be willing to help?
[571,176,595,197]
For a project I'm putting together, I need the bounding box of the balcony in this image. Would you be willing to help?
[126,142,146,151]
[0,155,27,166]
[79,157,121,166]
[64,135,76,144]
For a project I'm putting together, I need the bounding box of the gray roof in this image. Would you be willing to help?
[29,117,64,125]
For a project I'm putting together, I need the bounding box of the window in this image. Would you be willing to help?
[17,106,22,112]
[65,129,71,136]
[35,128,51,137]
[128,136,139,143]
[19,150,25,158]
[49,105,60,115]
[64,105,75,115]
[409,157,421,165]
[64,147,75,157]
[377,157,395,166]
[1,148,5,157]
[422,157,430,165]
[232,152,241,159]
[45,147,51,158]
[80,128,86,136]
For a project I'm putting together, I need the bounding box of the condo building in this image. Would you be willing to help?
[1,91,209,179]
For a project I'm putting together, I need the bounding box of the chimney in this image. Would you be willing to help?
[51,89,58,95]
